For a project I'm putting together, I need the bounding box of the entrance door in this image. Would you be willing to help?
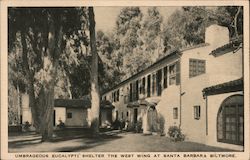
[134,108,138,124]
[147,106,158,132]
[53,110,56,126]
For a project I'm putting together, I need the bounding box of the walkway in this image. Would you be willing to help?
[9,130,235,152]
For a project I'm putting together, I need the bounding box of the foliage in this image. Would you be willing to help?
[8,7,89,140]
[162,7,210,52]
[168,126,185,142]
[158,114,165,136]
[162,6,243,53]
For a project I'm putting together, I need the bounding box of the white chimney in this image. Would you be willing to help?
[205,24,229,49]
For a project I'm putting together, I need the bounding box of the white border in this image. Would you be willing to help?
[1,1,249,160]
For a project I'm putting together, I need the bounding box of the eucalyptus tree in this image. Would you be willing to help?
[8,7,89,141]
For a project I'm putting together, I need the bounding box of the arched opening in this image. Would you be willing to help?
[217,95,244,145]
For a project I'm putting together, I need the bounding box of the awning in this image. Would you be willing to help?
[202,78,243,96]
[100,100,115,109]
[210,36,243,57]
[127,97,161,108]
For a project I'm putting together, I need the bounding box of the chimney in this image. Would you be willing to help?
[205,24,229,49]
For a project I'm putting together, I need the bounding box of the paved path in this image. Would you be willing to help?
[9,131,234,152]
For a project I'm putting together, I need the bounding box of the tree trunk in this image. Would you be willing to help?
[20,31,40,131]
[88,7,100,135]
[40,13,64,141]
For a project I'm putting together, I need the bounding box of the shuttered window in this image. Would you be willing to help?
[163,66,168,88]
[194,106,201,120]
[147,75,151,97]
[169,61,180,85]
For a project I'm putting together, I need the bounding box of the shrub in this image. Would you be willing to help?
[23,121,31,131]
[158,115,165,136]
[167,126,185,142]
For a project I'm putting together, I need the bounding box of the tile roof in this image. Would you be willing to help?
[210,35,243,57]
[54,98,91,108]
[202,78,243,96]
[54,98,114,109]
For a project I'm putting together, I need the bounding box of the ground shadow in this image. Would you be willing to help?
[9,128,124,152]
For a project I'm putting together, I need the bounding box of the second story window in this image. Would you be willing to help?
[152,74,156,96]
[135,80,139,100]
[189,59,206,78]
[142,77,146,95]
[129,83,133,102]
[117,89,119,102]
[147,75,151,97]
[169,61,180,85]
[163,66,168,88]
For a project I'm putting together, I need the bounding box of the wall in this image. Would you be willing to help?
[21,94,32,124]
[65,108,88,127]
[206,91,244,151]
[207,48,243,86]
[100,109,112,127]
[179,45,211,143]
[54,107,66,126]
[156,85,180,134]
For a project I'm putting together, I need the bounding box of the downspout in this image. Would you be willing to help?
[178,53,182,129]
[179,59,182,128]
[205,95,208,135]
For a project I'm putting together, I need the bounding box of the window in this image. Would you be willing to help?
[112,92,114,102]
[114,91,116,102]
[67,112,72,119]
[124,95,128,104]
[117,89,119,101]
[127,111,129,117]
[129,83,133,102]
[189,59,206,78]
[173,108,178,119]
[163,66,168,88]
[169,61,180,85]
[157,69,162,96]
[152,74,156,95]
[147,75,151,97]
[135,80,139,100]
[142,77,146,95]
[194,106,201,120]
[217,95,244,145]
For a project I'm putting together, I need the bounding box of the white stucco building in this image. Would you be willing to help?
[102,24,244,150]
[14,96,114,129]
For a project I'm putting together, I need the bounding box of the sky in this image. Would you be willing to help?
[94,6,180,33]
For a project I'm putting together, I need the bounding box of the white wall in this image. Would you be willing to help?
[179,45,211,143]
[156,85,180,135]
[206,91,244,151]
[207,48,243,86]
[54,107,66,126]
[65,108,88,127]
[205,24,229,49]
[21,94,32,124]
